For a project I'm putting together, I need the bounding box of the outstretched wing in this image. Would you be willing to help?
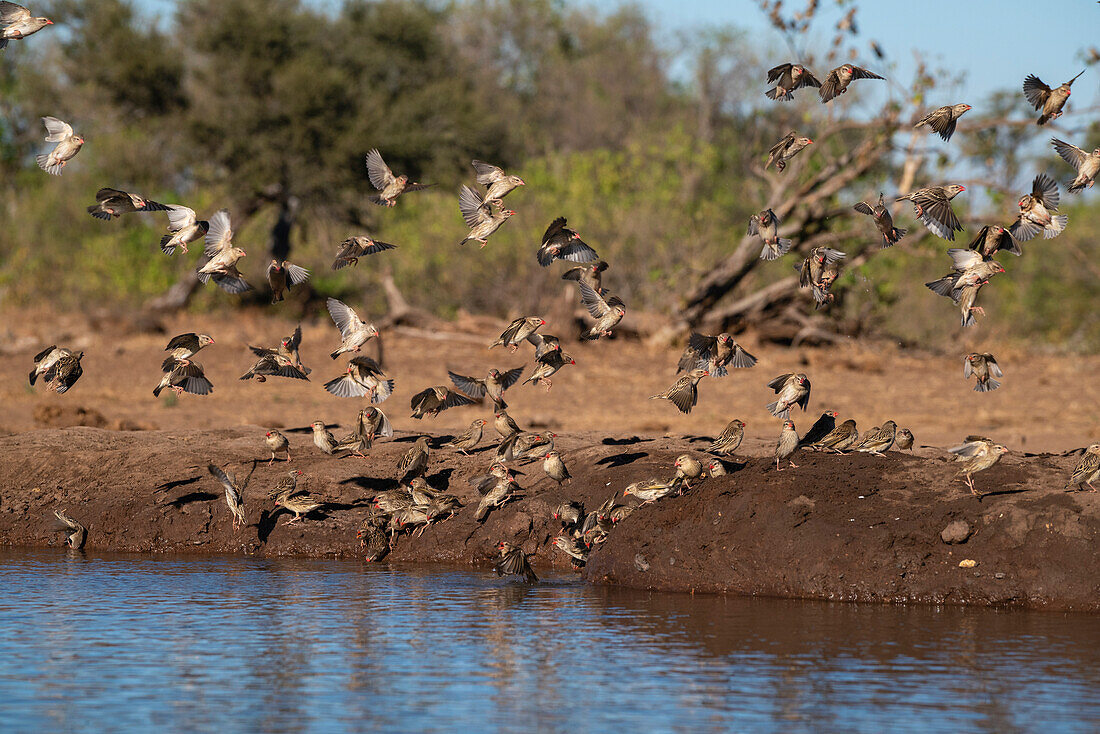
[326,298,361,339]
[283,262,310,286]
[1051,138,1087,171]
[1030,173,1060,209]
[1022,75,1051,109]
[472,159,506,186]
[458,185,492,228]
[165,205,197,232]
[204,209,232,256]
[365,148,396,191]
[577,281,611,318]
[498,366,525,389]
[41,116,73,142]
[447,371,487,398]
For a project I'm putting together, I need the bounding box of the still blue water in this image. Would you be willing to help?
[1,548,1097,733]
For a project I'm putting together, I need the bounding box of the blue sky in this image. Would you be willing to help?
[134,0,1098,111]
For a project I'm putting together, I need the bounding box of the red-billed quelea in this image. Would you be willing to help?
[397,437,431,483]
[87,187,167,220]
[819,64,884,103]
[410,386,474,419]
[964,353,1002,392]
[577,281,626,340]
[155,359,213,397]
[705,458,727,477]
[708,419,745,455]
[360,406,393,445]
[526,332,561,361]
[1023,70,1085,125]
[240,351,308,382]
[799,410,839,448]
[538,217,599,266]
[472,160,525,205]
[968,225,1021,258]
[448,367,524,409]
[774,420,800,470]
[197,209,250,294]
[950,436,1008,496]
[324,356,393,401]
[458,184,514,247]
[925,249,1004,300]
[331,235,397,270]
[543,450,571,486]
[494,410,522,439]
[766,373,810,419]
[476,472,521,522]
[562,261,608,295]
[678,333,757,376]
[494,541,538,583]
[855,420,897,455]
[162,333,214,371]
[311,421,341,455]
[267,260,310,303]
[765,63,821,101]
[54,510,86,550]
[797,247,845,307]
[207,464,246,531]
[650,368,709,414]
[812,419,859,453]
[895,428,914,451]
[1009,174,1067,241]
[264,429,290,463]
[853,193,907,247]
[748,209,791,261]
[1052,138,1100,193]
[29,345,83,394]
[1067,445,1100,492]
[35,116,82,175]
[327,297,379,359]
[490,316,544,351]
[159,205,208,255]
[365,148,433,206]
[914,104,972,142]
[897,185,966,241]
[0,2,51,49]
[766,131,813,172]
[443,419,486,455]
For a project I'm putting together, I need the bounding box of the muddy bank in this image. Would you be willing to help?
[0,426,1096,611]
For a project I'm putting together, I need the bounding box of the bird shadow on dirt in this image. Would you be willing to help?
[686,435,715,444]
[710,459,748,474]
[257,509,281,543]
[427,468,455,487]
[165,491,219,510]
[602,436,651,446]
[285,424,339,434]
[154,476,201,493]
[338,476,396,492]
[977,487,1030,502]
[596,452,648,468]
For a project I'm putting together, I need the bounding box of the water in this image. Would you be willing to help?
[1,549,1097,733]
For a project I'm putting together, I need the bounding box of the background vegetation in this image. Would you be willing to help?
[0,0,1097,349]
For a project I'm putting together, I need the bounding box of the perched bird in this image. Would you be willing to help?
[774,421,800,470]
[853,193,907,247]
[812,419,859,453]
[323,356,393,401]
[896,185,966,241]
[577,281,626,340]
[623,478,677,505]
[458,184,514,247]
[267,260,310,303]
[311,421,341,455]
[365,148,433,206]
[765,131,813,172]
[475,472,521,522]
[397,437,430,482]
[673,454,704,489]
[35,116,83,175]
[490,316,545,351]
[677,333,757,376]
[410,386,475,419]
[967,225,1021,258]
[331,235,397,270]
[472,461,513,496]
[708,419,746,455]
[207,464,246,531]
[443,419,487,455]
[650,368,709,414]
[240,352,309,382]
[87,187,167,220]
[964,353,1003,392]
[356,520,390,561]
[914,103,972,142]
[542,451,571,486]
[799,410,839,448]
[274,490,323,524]
[765,63,821,101]
[472,160,525,204]
[497,431,553,463]
[705,458,727,477]
[562,261,608,295]
[326,297,379,359]
[197,209,250,294]
[162,333,215,372]
[766,373,810,419]
[494,410,522,439]
[448,367,524,409]
[895,428,914,451]
[159,205,209,256]
[264,429,290,463]
[949,436,1008,496]
[54,510,86,550]
[537,217,599,266]
[1023,70,1085,125]
[819,64,884,103]
[1051,138,1100,193]
[797,247,846,306]
[1067,445,1100,491]
[0,2,51,49]
[155,359,213,397]
[748,209,791,261]
[552,534,590,568]
[553,501,584,529]
[854,420,897,456]
[1009,174,1067,241]
[494,542,538,583]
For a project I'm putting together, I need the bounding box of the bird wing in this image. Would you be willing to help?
[374,409,394,438]
[0,2,29,22]
[919,195,962,235]
[41,116,73,142]
[286,325,302,352]
[326,298,361,339]
[442,389,475,409]
[747,214,760,235]
[283,262,310,286]
[766,63,792,83]
[541,216,569,245]
[820,248,846,264]
[323,374,368,398]
[204,209,232,256]
[1022,75,1051,109]
[850,66,884,81]
[963,358,973,379]
[1009,216,1042,242]
[165,333,199,352]
[207,464,240,499]
[818,70,842,102]
[687,333,718,362]
[499,366,525,389]
[349,355,384,377]
[853,200,874,216]
[360,238,396,255]
[1031,173,1060,209]
[767,373,793,392]
[365,148,396,191]
[556,239,600,263]
[447,370,486,398]
[175,362,213,394]
[798,68,822,88]
[668,380,696,413]
[577,281,611,318]
[795,382,811,411]
[1052,138,1087,171]
[730,345,757,369]
[164,204,197,232]
[54,509,80,531]
[947,248,984,271]
[471,159,506,186]
[986,356,1003,378]
[458,184,491,228]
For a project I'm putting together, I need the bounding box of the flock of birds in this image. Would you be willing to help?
[7,3,1100,581]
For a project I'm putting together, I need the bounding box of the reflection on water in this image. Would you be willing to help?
[0,548,1097,732]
